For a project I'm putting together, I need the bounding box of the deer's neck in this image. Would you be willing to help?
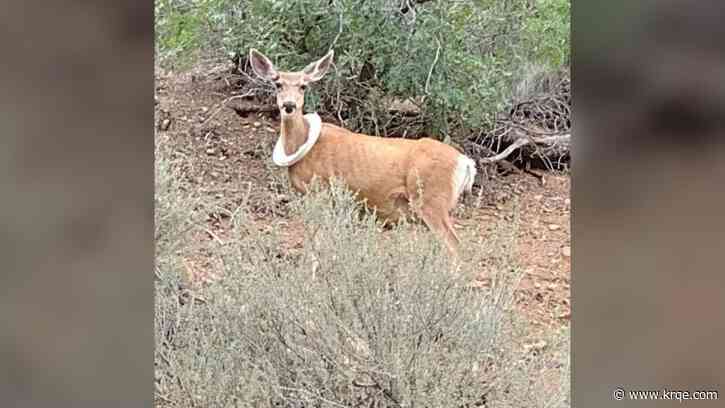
[281,113,310,156]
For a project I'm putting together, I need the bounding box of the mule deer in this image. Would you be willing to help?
[249,48,477,255]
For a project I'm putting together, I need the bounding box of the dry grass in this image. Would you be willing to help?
[154,133,569,407]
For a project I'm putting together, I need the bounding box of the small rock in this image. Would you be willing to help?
[205,148,216,155]
[266,126,276,133]
[253,121,261,127]
[548,224,560,231]
[561,246,571,257]
[534,194,543,201]
[564,198,571,206]
[201,106,208,113]
[160,119,171,131]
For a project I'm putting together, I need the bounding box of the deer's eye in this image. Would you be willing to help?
[274,82,282,89]
[300,84,307,90]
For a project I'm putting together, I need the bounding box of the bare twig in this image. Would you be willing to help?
[424,37,441,95]
[330,1,344,50]
[154,392,172,404]
[203,227,224,245]
[201,91,255,124]
[277,386,349,408]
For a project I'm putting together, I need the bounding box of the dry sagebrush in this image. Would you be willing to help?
[155,180,569,407]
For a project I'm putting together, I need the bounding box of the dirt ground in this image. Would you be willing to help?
[155,63,570,330]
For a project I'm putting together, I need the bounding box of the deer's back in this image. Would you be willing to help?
[288,123,462,218]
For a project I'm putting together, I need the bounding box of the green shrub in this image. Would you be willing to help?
[156,0,570,142]
[522,0,571,69]
[154,180,570,407]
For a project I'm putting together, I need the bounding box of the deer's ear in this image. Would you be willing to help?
[302,50,334,82]
[249,49,278,81]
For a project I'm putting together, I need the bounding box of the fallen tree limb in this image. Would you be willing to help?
[229,103,278,117]
[480,133,570,163]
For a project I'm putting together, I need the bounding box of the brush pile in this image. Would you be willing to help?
[467,73,571,171]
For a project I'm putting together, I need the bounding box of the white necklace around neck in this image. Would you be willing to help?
[272,112,321,167]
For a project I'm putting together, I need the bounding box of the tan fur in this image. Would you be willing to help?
[249,48,475,255]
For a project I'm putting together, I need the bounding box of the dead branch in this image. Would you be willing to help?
[201,91,255,124]
[479,138,529,163]
[229,103,278,117]
[424,38,441,95]
[470,73,571,170]
[480,134,570,163]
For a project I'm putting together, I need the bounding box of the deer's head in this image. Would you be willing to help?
[249,49,334,117]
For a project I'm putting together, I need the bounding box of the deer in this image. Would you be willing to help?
[248,48,477,257]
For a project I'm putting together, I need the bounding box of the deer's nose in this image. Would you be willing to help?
[282,102,296,114]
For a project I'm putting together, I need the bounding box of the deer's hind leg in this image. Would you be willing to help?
[405,178,460,256]
[417,205,460,256]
